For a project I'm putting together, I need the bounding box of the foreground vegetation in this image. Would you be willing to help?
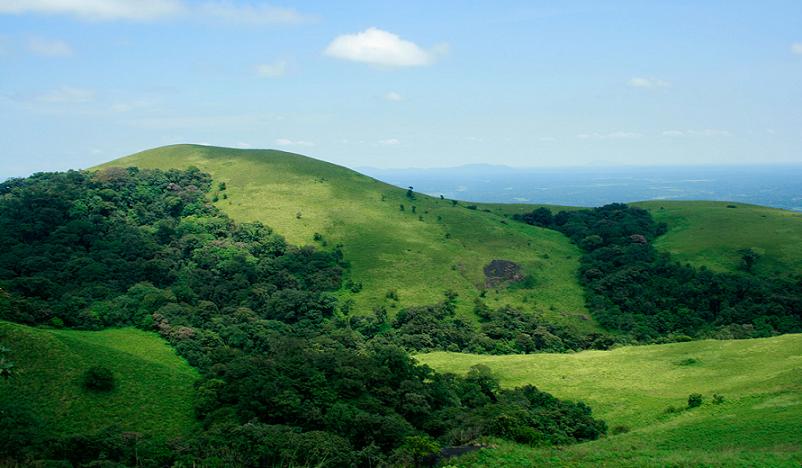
[419,333,802,466]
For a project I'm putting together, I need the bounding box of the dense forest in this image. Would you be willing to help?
[0,168,605,467]
[514,204,802,341]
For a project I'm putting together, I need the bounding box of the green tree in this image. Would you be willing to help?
[737,248,760,273]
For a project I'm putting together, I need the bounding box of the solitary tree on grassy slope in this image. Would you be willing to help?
[737,248,760,273]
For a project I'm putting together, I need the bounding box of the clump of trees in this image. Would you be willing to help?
[513,204,802,341]
[349,292,614,354]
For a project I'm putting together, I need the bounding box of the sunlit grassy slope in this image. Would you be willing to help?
[419,334,802,466]
[0,321,198,440]
[99,145,596,331]
[634,200,802,277]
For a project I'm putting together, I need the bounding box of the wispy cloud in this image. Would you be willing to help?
[384,91,403,101]
[0,0,312,24]
[275,138,315,147]
[27,37,73,57]
[577,131,642,140]
[197,2,311,25]
[662,129,732,137]
[0,0,184,21]
[378,138,401,145]
[256,60,287,78]
[628,77,671,88]
[34,86,95,104]
[792,42,802,55]
[325,27,446,67]
[109,99,158,113]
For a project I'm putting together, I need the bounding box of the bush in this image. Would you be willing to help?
[664,405,680,414]
[83,366,115,392]
[610,425,630,435]
[712,393,725,405]
[676,357,699,366]
[687,393,703,408]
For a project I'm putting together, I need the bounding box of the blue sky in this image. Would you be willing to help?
[1,0,801,176]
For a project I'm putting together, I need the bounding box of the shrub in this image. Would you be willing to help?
[687,393,703,408]
[611,425,630,435]
[83,366,115,392]
[712,393,725,405]
[676,357,699,366]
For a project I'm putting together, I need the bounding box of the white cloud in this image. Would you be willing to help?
[384,91,403,101]
[256,60,287,78]
[628,77,671,88]
[35,86,95,103]
[0,0,311,24]
[792,43,802,55]
[378,138,400,145]
[577,131,642,140]
[325,27,445,67]
[27,37,73,57]
[275,138,315,147]
[662,129,732,137]
[0,0,183,21]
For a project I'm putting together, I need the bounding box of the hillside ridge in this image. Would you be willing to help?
[100,144,596,331]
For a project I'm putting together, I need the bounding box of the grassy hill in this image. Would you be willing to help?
[634,200,802,277]
[419,334,802,466]
[99,145,597,332]
[0,321,198,440]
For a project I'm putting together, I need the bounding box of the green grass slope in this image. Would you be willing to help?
[418,334,802,466]
[0,321,198,440]
[99,145,596,331]
[633,201,802,277]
